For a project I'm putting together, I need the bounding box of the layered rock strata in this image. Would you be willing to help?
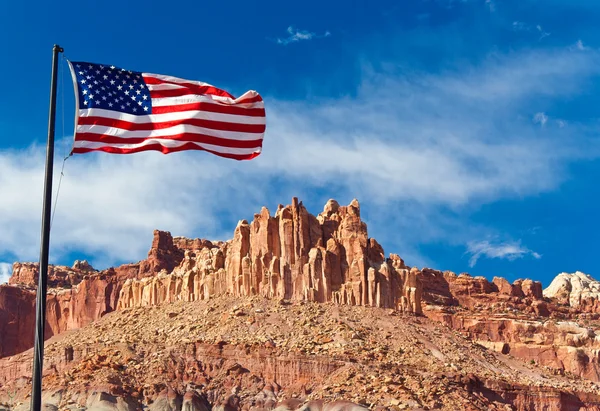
[118,199,421,314]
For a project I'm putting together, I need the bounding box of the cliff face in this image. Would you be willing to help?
[418,269,600,382]
[0,231,187,358]
[118,199,421,314]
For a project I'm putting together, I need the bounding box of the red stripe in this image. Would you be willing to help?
[152,102,265,117]
[72,143,261,160]
[75,132,264,149]
[77,116,266,133]
[143,75,234,98]
[149,88,264,104]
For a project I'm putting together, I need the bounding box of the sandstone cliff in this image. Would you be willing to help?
[117,199,420,314]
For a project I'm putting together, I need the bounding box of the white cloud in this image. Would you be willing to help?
[0,46,598,271]
[276,26,330,45]
[536,25,551,41]
[512,21,529,31]
[533,112,548,126]
[0,263,11,284]
[466,240,541,267]
[511,22,550,40]
[575,39,587,51]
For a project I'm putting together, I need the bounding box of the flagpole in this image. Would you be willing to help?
[30,43,63,411]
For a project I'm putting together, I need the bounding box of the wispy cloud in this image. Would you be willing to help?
[574,39,587,51]
[512,21,529,31]
[511,21,550,40]
[536,25,551,41]
[0,263,11,284]
[533,112,548,126]
[466,240,541,267]
[275,26,330,45]
[0,46,598,271]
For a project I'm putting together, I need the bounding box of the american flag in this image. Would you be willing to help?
[67,61,266,160]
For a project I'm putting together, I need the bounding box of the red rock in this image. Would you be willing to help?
[118,199,422,314]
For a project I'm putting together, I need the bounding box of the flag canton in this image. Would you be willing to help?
[71,61,152,115]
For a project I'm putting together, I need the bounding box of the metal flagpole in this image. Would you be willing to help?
[30,43,63,411]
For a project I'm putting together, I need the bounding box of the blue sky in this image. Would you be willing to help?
[1,0,599,287]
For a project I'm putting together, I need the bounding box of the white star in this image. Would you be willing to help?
[110,80,115,85]
[100,65,105,69]
[129,85,134,90]
[117,85,122,90]
[115,75,120,79]
[110,65,115,69]
[126,74,131,79]
[103,75,108,80]
[137,101,142,106]
[86,75,91,80]
[82,90,88,95]
[133,79,138,84]
[125,90,129,96]
[122,80,127,84]
[95,70,100,74]
[89,94,94,99]
[88,84,93,89]
[88,64,93,69]
[121,105,125,109]
[76,64,81,68]
[139,84,145,89]
[102,96,107,101]
[80,79,86,84]
[131,95,136,100]
[94,80,98,85]
[108,92,112,96]
[133,107,137,112]
[142,95,148,100]
[143,106,149,111]
[136,90,141,95]
[101,86,106,91]
[96,100,100,104]
[114,99,119,103]
[108,102,113,107]
[83,100,88,105]
[78,71,84,75]
[126,101,131,106]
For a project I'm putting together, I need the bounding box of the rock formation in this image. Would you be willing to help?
[117,199,421,314]
[543,271,600,312]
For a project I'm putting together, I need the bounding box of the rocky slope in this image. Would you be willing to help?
[1,198,600,410]
[2,298,600,410]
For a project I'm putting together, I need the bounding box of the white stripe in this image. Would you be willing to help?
[143,73,214,88]
[150,85,262,106]
[79,108,266,125]
[152,94,265,109]
[76,123,263,141]
[146,83,186,91]
[73,139,262,155]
